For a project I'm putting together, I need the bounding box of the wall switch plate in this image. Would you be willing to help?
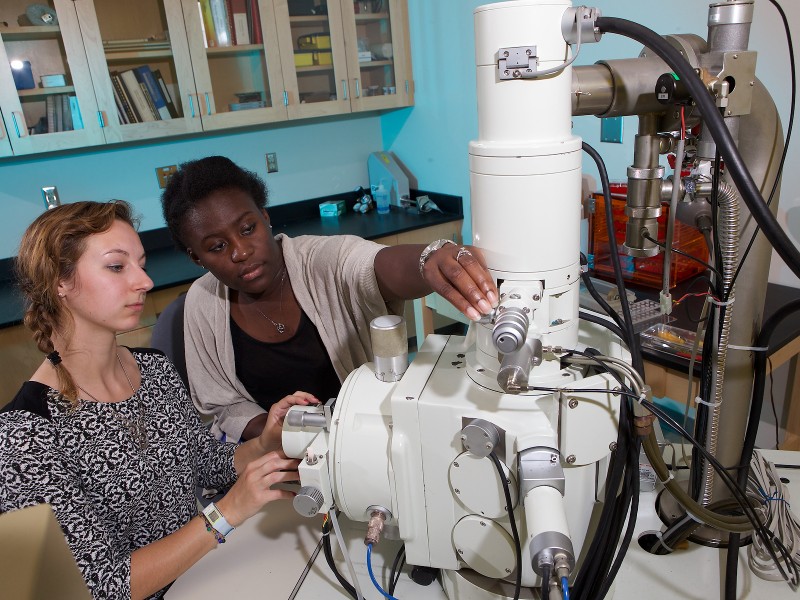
[266,152,278,173]
[600,116,624,144]
[41,186,60,210]
[156,165,178,189]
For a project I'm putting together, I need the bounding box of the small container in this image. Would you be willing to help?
[371,183,390,215]
[11,60,35,90]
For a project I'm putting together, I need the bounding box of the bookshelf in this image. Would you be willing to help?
[0,0,413,157]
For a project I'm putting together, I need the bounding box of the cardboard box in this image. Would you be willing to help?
[319,200,345,217]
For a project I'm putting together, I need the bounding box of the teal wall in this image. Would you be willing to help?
[386,0,799,287]
[0,116,382,258]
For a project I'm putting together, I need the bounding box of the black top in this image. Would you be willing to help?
[231,310,341,411]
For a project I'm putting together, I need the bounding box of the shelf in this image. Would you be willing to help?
[355,12,390,23]
[17,85,75,100]
[289,15,330,26]
[207,44,265,56]
[105,48,175,62]
[358,59,393,69]
[0,25,60,41]
[296,64,334,73]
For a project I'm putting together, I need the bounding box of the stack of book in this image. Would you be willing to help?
[109,66,179,124]
[45,94,84,133]
[198,0,264,48]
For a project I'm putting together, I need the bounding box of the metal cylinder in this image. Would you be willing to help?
[524,485,575,575]
[623,114,663,257]
[492,307,530,354]
[370,315,408,382]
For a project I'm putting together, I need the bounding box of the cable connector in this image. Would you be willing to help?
[659,290,673,316]
[364,506,392,546]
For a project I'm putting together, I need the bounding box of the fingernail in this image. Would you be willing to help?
[487,291,499,307]
[478,299,492,314]
[467,307,481,321]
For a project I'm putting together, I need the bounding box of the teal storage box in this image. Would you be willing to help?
[319,200,345,217]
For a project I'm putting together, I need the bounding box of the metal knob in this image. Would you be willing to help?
[293,486,325,517]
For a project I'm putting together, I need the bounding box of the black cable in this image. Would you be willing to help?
[388,545,405,595]
[640,230,722,280]
[728,0,795,294]
[579,268,626,330]
[582,142,644,376]
[579,309,627,345]
[595,16,800,280]
[541,563,551,600]
[322,519,358,599]
[489,452,522,600]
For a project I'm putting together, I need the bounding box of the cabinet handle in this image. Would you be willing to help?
[11,112,27,138]
[342,80,348,100]
[97,111,106,128]
[204,92,212,115]
[354,78,361,98]
[283,91,288,106]
[188,94,196,118]
[405,80,409,94]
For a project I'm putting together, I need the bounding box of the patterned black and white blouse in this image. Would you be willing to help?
[0,348,238,599]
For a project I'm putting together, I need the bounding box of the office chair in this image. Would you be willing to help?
[150,293,189,388]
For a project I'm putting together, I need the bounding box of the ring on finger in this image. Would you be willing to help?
[456,247,472,263]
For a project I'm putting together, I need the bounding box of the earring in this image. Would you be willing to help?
[57,292,65,298]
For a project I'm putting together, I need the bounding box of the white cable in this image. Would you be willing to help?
[329,509,366,600]
[530,6,585,78]
[747,453,800,588]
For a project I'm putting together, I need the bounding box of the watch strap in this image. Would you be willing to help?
[202,502,234,538]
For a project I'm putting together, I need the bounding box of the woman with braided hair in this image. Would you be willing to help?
[0,200,317,599]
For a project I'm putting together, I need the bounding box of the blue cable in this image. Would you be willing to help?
[367,543,400,600]
[561,576,570,600]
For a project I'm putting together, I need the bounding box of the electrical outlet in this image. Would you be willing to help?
[266,152,278,173]
[156,165,178,189]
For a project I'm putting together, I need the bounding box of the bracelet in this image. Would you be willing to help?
[418,239,457,277]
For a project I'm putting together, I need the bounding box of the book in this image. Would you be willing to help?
[45,95,56,133]
[54,94,64,132]
[119,69,156,121]
[198,0,217,48]
[152,69,180,118]
[247,0,262,45]
[209,0,232,47]
[111,72,138,123]
[61,94,73,131]
[231,0,249,45]
[69,95,84,130]
[133,65,172,120]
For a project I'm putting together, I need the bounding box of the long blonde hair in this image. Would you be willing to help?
[15,200,137,405]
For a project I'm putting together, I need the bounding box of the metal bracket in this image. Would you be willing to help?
[498,46,538,80]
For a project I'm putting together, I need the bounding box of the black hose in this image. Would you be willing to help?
[595,17,800,280]
[490,452,522,600]
[322,520,358,599]
[579,309,627,345]
[541,564,551,600]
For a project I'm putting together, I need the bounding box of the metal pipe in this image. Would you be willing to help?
[624,114,663,257]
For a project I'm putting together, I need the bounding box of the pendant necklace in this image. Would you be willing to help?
[253,267,287,334]
[75,351,148,450]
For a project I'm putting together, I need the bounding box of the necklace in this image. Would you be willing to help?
[253,268,287,334]
[76,351,148,451]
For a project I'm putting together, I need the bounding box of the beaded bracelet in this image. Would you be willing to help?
[201,513,227,544]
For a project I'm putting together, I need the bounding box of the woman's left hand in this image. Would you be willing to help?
[258,391,320,454]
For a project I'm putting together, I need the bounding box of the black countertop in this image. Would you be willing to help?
[0,190,463,329]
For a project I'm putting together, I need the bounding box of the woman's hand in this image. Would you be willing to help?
[215,452,300,527]
[258,391,319,454]
[421,244,498,321]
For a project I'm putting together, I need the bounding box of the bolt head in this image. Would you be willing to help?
[566,455,576,464]
[609,442,618,452]
[568,399,578,409]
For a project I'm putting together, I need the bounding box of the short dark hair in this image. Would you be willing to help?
[161,156,269,253]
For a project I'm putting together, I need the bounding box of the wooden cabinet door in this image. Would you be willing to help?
[180,0,288,131]
[341,0,413,112]
[0,1,106,155]
[72,0,205,143]
[273,0,352,120]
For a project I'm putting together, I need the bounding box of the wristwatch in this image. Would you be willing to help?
[202,502,235,538]
[419,239,457,277]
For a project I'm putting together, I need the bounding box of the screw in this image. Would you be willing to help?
[457,353,465,358]
[506,568,512,573]
[477,368,485,373]
[455,488,461,494]
[733,54,738,59]
[750,81,755,86]
[513,70,521,78]
[458,548,464,554]
[480,521,486,527]
[510,293,521,300]
[726,110,732,116]
[504,70,510,76]
[533,294,541,301]
[523,307,531,314]
[526,49,531,56]
[504,51,509,57]
[486,443,493,450]
[454,461,460,467]
[406,396,415,401]
[566,455,576,464]
[568,399,578,409]
[609,442,618,452]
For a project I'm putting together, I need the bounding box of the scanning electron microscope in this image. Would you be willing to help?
[283,1,795,598]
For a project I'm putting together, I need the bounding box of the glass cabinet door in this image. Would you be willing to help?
[181,0,287,131]
[0,0,105,155]
[341,0,412,111]
[72,0,204,143]
[275,0,351,119]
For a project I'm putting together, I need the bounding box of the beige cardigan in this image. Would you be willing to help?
[183,234,402,440]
